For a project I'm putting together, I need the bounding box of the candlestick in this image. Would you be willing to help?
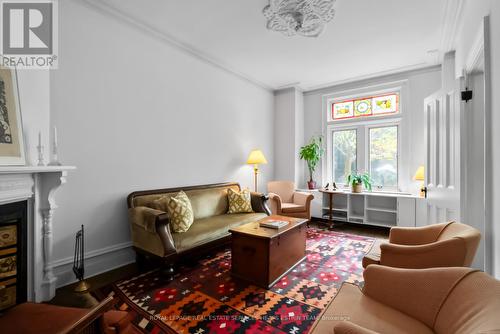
[36,131,45,166]
[53,127,58,147]
[49,126,62,166]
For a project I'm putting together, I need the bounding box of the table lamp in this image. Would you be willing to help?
[413,165,426,197]
[247,149,267,192]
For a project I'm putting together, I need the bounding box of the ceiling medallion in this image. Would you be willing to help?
[263,0,336,37]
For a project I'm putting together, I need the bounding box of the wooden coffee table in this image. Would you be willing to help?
[229,215,307,289]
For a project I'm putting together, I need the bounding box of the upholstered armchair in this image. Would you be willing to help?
[311,265,500,334]
[267,181,314,219]
[363,221,481,269]
[0,296,114,334]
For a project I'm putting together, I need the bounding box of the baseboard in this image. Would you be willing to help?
[51,241,135,288]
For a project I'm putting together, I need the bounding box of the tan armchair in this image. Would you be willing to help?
[311,265,500,334]
[363,221,481,269]
[267,181,314,219]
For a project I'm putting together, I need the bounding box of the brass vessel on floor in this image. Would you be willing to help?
[74,280,90,293]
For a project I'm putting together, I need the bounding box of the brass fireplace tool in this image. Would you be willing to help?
[73,225,89,293]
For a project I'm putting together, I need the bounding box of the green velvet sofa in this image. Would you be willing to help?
[127,182,270,267]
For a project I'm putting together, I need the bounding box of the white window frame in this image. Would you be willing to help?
[366,122,400,191]
[323,81,408,192]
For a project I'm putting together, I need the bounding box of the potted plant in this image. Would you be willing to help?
[347,171,372,193]
[299,136,325,189]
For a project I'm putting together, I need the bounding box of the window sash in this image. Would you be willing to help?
[368,125,399,190]
[327,120,400,190]
[331,128,358,185]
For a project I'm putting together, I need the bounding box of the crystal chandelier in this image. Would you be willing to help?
[263,0,336,37]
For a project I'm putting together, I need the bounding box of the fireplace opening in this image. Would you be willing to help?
[0,201,27,310]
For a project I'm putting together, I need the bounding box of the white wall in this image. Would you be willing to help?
[274,89,296,182]
[303,67,441,193]
[16,70,50,166]
[295,90,305,188]
[49,0,274,286]
[274,87,305,187]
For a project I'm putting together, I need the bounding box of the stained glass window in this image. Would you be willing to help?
[332,101,353,119]
[331,93,399,121]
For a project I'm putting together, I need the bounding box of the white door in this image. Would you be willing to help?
[424,74,463,225]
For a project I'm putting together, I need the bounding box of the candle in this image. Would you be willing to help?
[38,131,41,147]
[53,127,58,147]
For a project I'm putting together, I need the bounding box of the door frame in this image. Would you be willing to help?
[462,15,492,274]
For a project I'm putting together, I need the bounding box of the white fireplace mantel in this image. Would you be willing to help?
[0,165,76,302]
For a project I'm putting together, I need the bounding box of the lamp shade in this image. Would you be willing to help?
[413,166,425,181]
[247,149,268,164]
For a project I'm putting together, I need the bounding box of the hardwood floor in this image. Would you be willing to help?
[49,263,138,308]
[310,219,389,239]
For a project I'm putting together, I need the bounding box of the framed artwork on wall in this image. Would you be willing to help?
[0,66,25,165]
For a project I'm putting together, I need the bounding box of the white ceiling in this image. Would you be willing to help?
[95,0,448,91]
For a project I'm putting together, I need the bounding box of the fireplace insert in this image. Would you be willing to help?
[0,201,27,310]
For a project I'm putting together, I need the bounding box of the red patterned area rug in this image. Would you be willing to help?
[104,228,374,334]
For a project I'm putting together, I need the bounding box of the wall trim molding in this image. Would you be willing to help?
[304,64,441,95]
[439,0,466,57]
[465,22,485,74]
[81,0,273,92]
[50,241,133,268]
[80,0,448,94]
[51,241,135,288]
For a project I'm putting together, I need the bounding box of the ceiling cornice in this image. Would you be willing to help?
[439,0,465,57]
[302,63,440,93]
[81,0,274,92]
[79,0,451,95]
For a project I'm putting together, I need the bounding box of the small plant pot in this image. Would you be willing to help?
[352,183,363,193]
[307,180,317,189]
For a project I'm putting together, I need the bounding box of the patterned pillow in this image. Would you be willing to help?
[227,188,253,214]
[166,191,194,233]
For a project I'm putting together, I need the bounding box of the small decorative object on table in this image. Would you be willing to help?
[347,171,372,193]
[48,126,62,166]
[73,225,89,293]
[299,135,325,189]
[259,219,289,229]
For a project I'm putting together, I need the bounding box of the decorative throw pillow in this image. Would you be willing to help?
[227,188,253,214]
[166,191,194,233]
